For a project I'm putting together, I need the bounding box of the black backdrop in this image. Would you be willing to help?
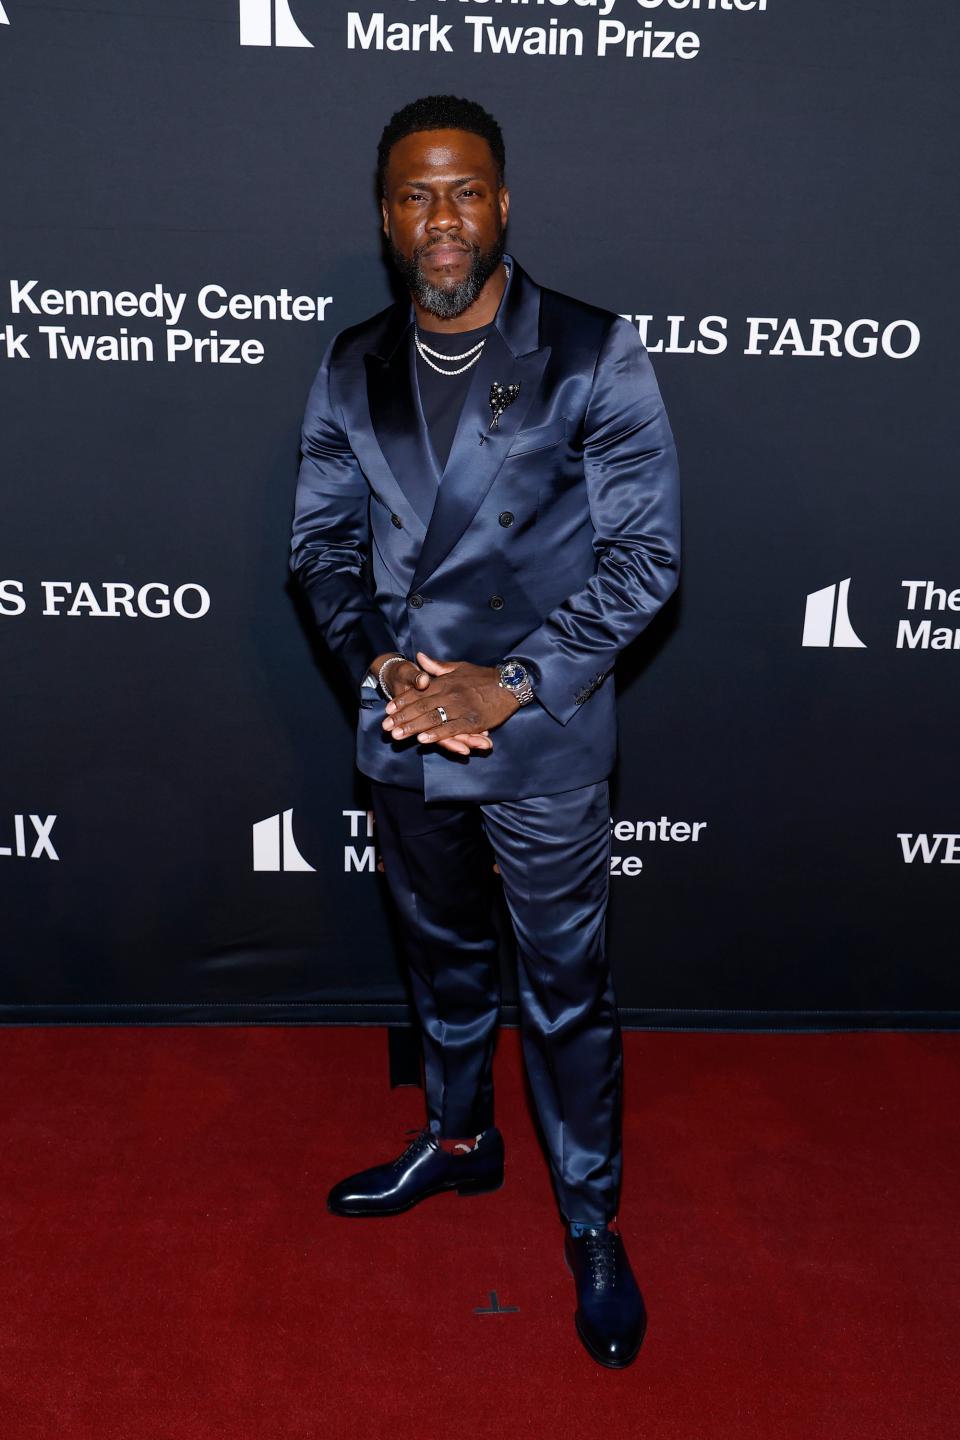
[2,0,957,1027]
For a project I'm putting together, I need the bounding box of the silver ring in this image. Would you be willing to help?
[435,705,448,724]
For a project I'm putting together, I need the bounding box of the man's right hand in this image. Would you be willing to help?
[369,654,493,758]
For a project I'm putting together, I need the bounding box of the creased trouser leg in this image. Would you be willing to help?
[369,780,500,1136]
[479,781,621,1224]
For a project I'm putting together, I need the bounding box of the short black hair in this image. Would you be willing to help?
[377,94,506,196]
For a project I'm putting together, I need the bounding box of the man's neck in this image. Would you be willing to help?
[413,261,508,335]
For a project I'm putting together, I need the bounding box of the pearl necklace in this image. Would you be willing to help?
[415,331,486,376]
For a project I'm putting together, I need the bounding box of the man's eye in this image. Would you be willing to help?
[405,193,426,202]
[460,189,478,198]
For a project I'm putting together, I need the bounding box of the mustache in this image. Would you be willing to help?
[416,238,476,258]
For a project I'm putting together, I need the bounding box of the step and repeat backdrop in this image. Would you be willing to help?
[1,1,957,1025]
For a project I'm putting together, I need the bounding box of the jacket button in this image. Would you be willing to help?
[498,511,514,527]
[409,593,424,608]
[489,594,504,610]
[391,513,403,528]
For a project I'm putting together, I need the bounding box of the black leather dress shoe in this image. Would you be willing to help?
[327,1126,504,1217]
[564,1223,647,1368]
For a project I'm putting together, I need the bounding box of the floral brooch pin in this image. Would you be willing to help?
[481,381,521,443]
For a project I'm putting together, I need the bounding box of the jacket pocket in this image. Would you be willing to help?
[505,416,568,458]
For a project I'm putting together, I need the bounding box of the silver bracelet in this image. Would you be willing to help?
[376,654,407,699]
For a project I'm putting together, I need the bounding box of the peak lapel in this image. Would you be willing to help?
[410,256,550,594]
[364,308,439,531]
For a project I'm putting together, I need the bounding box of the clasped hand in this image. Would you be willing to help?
[382,650,520,756]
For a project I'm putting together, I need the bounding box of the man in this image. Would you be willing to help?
[289,94,680,1369]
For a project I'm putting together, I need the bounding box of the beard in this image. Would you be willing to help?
[387,228,506,321]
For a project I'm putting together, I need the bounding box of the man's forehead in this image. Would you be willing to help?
[388,129,497,177]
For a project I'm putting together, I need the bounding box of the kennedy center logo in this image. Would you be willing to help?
[239,0,312,47]
[802,578,866,649]
[252,809,315,872]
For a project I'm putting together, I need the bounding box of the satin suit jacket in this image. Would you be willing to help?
[289,254,681,803]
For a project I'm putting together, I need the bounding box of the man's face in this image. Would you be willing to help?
[381,128,509,320]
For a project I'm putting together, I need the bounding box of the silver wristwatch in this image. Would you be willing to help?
[497,658,535,706]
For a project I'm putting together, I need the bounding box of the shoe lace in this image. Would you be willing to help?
[583,1227,617,1289]
[391,1127,434,1169]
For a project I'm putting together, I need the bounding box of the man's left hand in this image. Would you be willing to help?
[382,650,520,743]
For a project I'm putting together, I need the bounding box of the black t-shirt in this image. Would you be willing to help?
[415,322,492,474]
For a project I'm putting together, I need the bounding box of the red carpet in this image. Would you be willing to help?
[1,1026,958,1440]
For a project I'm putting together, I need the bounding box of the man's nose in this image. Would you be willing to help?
[426,197,461,231]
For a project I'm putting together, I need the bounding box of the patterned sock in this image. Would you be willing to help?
[437,1131,484,1155]
[569,1218,619,1237]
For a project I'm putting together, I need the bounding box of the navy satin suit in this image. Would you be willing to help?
[290,255,680,1222]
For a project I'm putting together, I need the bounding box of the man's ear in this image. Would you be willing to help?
[380,198,389,237]
[499,186,510,229]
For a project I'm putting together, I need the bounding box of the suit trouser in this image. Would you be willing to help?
[369,776,623,1225]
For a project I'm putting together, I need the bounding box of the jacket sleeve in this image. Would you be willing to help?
[508,316,681,725]
[289,337,401,690]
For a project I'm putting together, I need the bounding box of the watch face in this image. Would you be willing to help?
[501,661,525,687]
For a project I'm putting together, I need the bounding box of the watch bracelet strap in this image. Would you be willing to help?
[498,659,535,705]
